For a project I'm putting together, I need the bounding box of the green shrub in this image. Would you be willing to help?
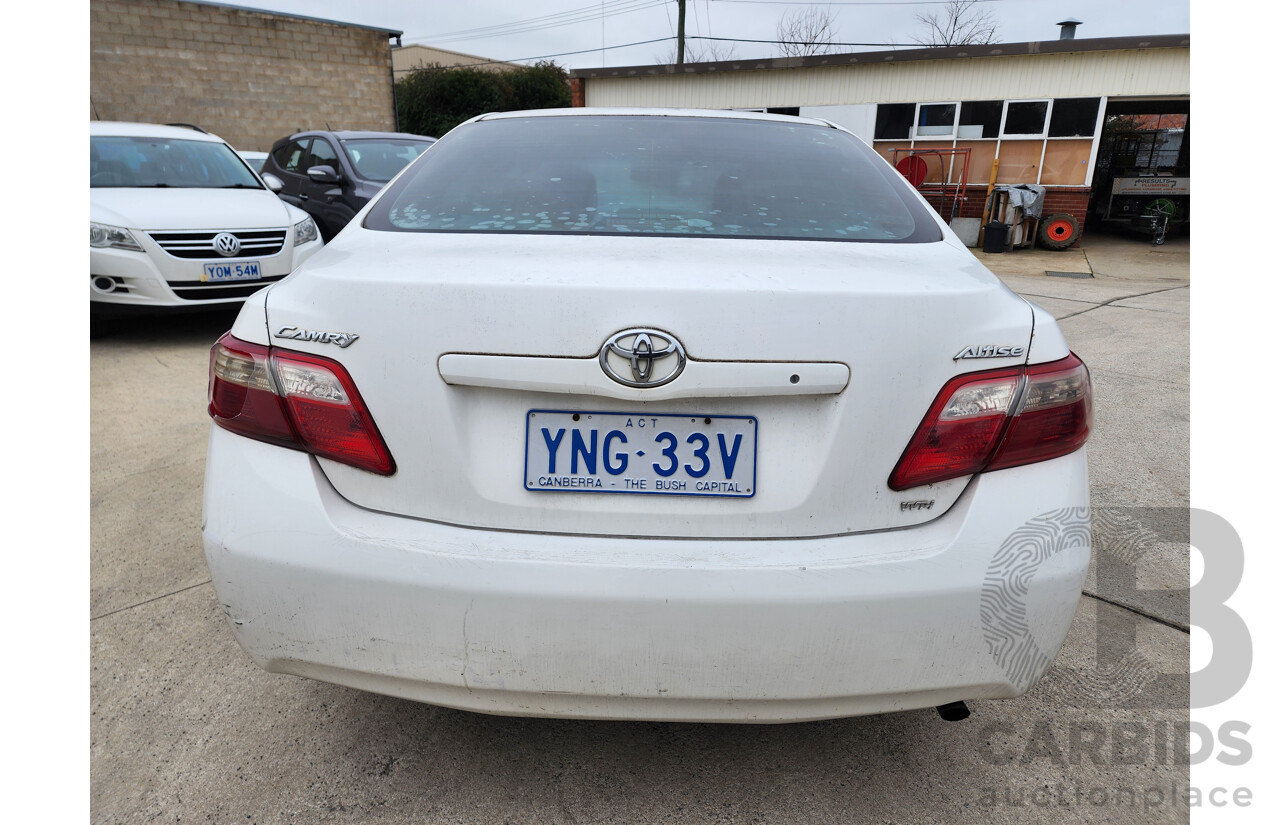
[396,61,571,138]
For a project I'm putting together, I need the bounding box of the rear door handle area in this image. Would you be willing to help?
[438,353,850,401]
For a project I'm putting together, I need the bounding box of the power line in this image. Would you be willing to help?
[711,0,998,4]
[698,34,904,46]
[401,0,1005,52]
[711,0,1001,5]
[396,34,913,70]
[401,0,1008,53]
[405,0,668,45]
[396,37,676,70]
[409,0,651,40]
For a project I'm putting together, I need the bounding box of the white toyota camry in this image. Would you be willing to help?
[203,109,1092,722]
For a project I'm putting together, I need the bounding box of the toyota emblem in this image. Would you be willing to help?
[599,329,686,388]
[212,232,242,257]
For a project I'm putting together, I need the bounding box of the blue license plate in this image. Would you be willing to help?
[202,261,262,282]
[525,410,757,497]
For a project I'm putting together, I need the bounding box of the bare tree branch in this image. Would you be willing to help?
[656,39,738,65]
[776,6,837,57]
[913,0,1000,47]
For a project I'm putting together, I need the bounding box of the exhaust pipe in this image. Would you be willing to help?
[936,701,970,721]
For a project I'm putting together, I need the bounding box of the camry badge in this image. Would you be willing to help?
[599,329,686,388]
[212,232,242,257]
[274,327,360,348]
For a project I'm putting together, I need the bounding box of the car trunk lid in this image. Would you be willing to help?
[262,230,1034,539]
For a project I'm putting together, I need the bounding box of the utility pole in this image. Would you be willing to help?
[677,0,686,65]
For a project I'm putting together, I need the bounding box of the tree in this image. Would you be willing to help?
[395,62,570,138]
[776,6,837,57]
[913,0,999,47]
[657,39,738,65]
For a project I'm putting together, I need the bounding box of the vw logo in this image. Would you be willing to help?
[599,329,686,388]
[212,232,242,257]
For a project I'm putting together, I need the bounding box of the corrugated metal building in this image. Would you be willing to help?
[569,34,1190,240]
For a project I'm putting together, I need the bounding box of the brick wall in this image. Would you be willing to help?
[917,185,1091,221]
[1040,189,1092,219]
[916,185,1092,246]
[90,0,397,151]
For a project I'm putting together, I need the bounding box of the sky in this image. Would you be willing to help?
[217,0,1191,70]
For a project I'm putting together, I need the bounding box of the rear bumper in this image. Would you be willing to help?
[202,426,1090,722]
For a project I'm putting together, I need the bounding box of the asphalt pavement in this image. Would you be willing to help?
[90,226,1191,824]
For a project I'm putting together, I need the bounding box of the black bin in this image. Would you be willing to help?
[982,222,1009,253]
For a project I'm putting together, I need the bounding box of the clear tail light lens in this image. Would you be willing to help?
[988,356,1092,471]
[889,353,1091,490]
[208,337,295,448]
[208,333,396,475]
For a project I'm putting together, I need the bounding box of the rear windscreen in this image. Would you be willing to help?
[364,116,940,243]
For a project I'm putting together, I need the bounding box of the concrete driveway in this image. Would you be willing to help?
[90,228,1191,824]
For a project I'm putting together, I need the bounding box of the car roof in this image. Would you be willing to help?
[475,108,835,128]
[289,130,436,142]
[90,121,227,143]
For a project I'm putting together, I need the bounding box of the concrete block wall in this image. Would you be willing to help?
[90,0,397,151]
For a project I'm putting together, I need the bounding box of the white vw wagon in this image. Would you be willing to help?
[203,109,1092,722]
[90,122,322,317]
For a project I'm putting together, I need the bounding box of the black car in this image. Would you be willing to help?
[260,130,436,241]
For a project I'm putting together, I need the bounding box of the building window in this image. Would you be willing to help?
[958,101,1002,138]
[1048,97,1101,137]
[916,103,957,137]
[1003,101,1049,137]
[874,103,914,140]
[871,96,1106,188]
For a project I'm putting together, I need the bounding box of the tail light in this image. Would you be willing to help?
[889,353,1091,490]
[208,333,396,475]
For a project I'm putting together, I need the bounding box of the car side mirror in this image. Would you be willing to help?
[261,173,285,193]
[307,165,341,185]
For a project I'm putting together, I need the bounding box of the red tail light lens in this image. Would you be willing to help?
[888,367,1022,490]
[889,353,1091,490]
[208,333,396,475]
